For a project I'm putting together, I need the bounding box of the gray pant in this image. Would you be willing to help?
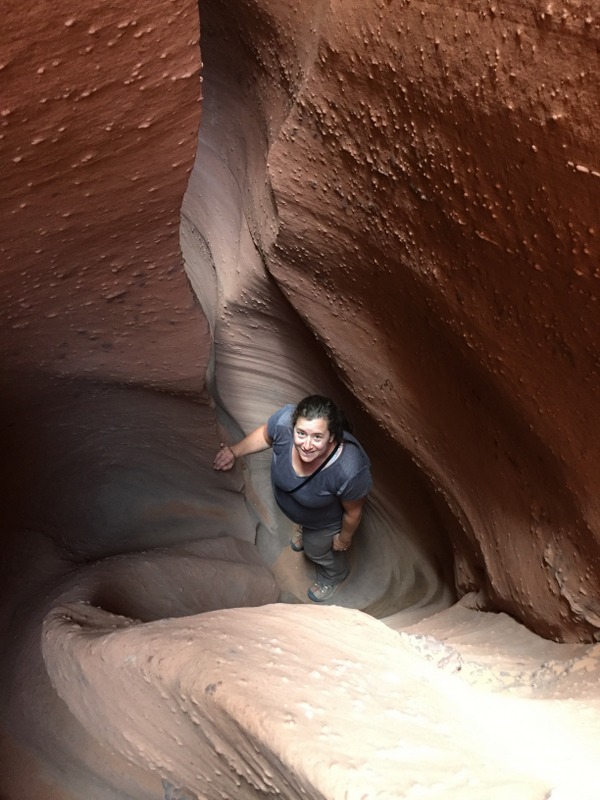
[302,526,349,585]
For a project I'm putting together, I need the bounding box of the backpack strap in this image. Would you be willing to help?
[287,442,340,494]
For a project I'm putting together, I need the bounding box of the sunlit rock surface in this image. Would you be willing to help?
[41,601,600,800]
[1,0,600,798]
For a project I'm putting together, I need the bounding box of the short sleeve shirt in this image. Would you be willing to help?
[266,405,372,533]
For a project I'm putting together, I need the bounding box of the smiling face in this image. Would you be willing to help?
[293,415,335,464]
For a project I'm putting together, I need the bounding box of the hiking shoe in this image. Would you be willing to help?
[307,580,339,602]
[290,528,304,552]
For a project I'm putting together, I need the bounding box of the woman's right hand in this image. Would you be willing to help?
[213,424,271,471]
[213,443,236,471]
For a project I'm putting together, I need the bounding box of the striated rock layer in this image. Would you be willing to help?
[181,0,453,618]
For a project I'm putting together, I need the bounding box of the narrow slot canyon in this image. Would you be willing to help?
[1,1,599,798]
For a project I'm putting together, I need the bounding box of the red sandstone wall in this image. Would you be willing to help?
[0,0,205,391]
[263,0,600,640]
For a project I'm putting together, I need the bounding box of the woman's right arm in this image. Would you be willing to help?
[213,423,273,471]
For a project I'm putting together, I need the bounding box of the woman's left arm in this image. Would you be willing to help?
[333,497,367,551]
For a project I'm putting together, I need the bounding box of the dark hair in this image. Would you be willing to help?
[291,395,351,443]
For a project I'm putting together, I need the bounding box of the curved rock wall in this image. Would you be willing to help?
[181,0,454,617]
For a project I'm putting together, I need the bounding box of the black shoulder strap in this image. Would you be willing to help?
[288,442,340,494]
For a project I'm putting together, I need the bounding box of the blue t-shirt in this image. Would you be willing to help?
[266,405,372,533]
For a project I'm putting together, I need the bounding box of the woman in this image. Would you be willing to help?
[213,395,372,602]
